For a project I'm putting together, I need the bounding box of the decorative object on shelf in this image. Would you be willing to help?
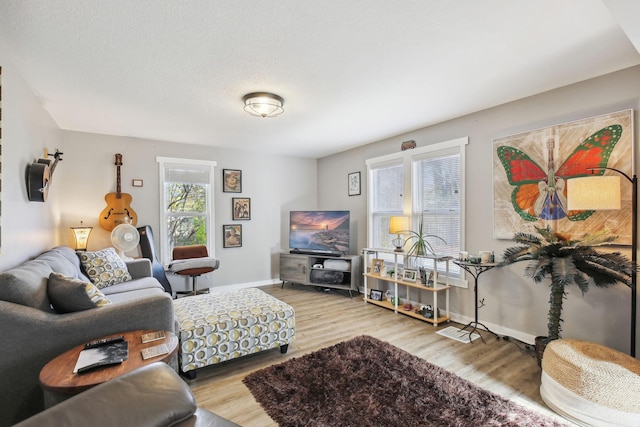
[499,226,633,362]
[567,169,637,357]
[402,269,417,282]
[404,215,446,258]
[242,92,284,118]
[370,258,384,275]
[26,149,63,202]
[99,153,137,231]
[70,222,93,251]
[401,140,416,151]
[348,171,361,196]
[493,109,632,242]
[223,169,242,193]
[111,223,140,261]
[389,216,409,252]
[369,289,383,301]
[232,197,251,220]
[426,270,438,287]
[223,224,242,248]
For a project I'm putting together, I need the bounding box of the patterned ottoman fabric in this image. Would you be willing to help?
[174,288,295,373]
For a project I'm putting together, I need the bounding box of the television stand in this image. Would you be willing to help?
[280,253,361,296]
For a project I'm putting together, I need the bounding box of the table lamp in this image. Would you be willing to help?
[389,216,409,252]
[71,222,93,251]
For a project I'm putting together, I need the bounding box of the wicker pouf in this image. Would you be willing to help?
[540,339,640,427]
[173,288,295,376]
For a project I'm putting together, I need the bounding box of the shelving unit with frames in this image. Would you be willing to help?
[361,248,451,326]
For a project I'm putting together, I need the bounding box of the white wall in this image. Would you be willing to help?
[0,49,63,270]
[318,65,640,354]
[55,131,317,291]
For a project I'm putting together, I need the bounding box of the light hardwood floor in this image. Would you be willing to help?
[188,284,573,426]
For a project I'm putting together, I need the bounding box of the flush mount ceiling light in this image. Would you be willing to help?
[242,92,284,118]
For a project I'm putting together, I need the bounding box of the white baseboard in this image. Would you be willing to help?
[448,313,536,345]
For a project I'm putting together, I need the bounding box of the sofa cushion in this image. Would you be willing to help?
[79,248,132,289]
[48,273,111,313]
[0,259,55,312]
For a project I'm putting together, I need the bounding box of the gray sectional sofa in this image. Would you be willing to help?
[0,246,175,426]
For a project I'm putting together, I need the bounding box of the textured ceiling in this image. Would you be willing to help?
[0,0,639,158]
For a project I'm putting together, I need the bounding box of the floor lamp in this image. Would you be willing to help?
[567,168,637,358]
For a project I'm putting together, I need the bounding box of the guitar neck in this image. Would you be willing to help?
[116,165,121,198]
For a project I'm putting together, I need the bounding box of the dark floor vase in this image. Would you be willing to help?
[535,336,549,367]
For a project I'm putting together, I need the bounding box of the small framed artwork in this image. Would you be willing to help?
[223,169,242,193]
[370,258,384,276]
[223,224,242,248]
[131,179,143,187]
[402,269,417,282]
[232,197,251,220]
[369,289,383,301]
[348,171,361,196]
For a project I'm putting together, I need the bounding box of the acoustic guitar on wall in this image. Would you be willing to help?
[99,153,138,231]
[26,149,63,202]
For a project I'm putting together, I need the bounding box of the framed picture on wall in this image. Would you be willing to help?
[223,224,242,248]
[223,169,242,193]
[348,171,361,196]
[232,197,251,220]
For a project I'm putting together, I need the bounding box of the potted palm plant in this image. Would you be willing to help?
[499,226,633,364]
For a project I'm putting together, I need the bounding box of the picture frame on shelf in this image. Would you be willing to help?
[348,171,361,196]
[223,224,242,248]
[402,269,417,282]
[223,169,242,193]
[232,197,251,220]
[370,258,384,276]
[369,289,383,301]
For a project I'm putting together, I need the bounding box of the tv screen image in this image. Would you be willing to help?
[289,210,350,254]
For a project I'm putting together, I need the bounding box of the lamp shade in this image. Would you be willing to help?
[567,176,621,210]
[389,216,409,235]
[242,92,284,118]
[71,225,93,251]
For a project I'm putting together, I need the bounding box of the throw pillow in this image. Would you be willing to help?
[48,272,112,313]
[79,247,132,289]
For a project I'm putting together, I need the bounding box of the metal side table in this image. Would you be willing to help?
[453,260,501,343]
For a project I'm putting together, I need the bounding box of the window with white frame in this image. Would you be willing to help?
[156,157,216,264]
[366,137,467,286]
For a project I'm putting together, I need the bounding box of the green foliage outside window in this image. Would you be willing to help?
[166,183,207,250]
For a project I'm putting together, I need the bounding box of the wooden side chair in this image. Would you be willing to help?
[168,245,219,297]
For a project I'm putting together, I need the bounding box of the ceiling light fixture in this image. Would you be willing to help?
[242,92,284,118]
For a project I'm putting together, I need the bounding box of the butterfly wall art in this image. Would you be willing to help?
[492,109,633,243]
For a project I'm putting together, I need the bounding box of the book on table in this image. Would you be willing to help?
[141,331,165,343]
[73,341,129,374]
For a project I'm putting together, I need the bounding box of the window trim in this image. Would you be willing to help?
[366,137,468,287]
[156,157,217,264]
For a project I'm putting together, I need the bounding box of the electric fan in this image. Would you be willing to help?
[111,223,140,260]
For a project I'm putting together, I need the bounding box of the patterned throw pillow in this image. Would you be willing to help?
[48,272,112,313]
[79,247,132,289]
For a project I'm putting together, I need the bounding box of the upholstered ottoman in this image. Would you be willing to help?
[173,288,295,378]
[540,339,640,427]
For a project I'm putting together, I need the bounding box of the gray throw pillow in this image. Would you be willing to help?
[48,272,112,313]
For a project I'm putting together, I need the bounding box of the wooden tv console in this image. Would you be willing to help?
[280,253,362,295]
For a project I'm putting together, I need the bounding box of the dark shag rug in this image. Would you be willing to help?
[243,335,568,427]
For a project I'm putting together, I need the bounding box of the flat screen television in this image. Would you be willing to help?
[289,210,350,256]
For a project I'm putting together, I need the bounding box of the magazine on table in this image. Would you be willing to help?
[73,341,129,373]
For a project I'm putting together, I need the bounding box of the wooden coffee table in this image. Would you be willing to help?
[40,330,178,399]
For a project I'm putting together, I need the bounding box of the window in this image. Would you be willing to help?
[366,137,467,286]
[156,157,216,264]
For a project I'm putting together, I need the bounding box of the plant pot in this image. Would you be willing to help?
[534,336,549,367]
